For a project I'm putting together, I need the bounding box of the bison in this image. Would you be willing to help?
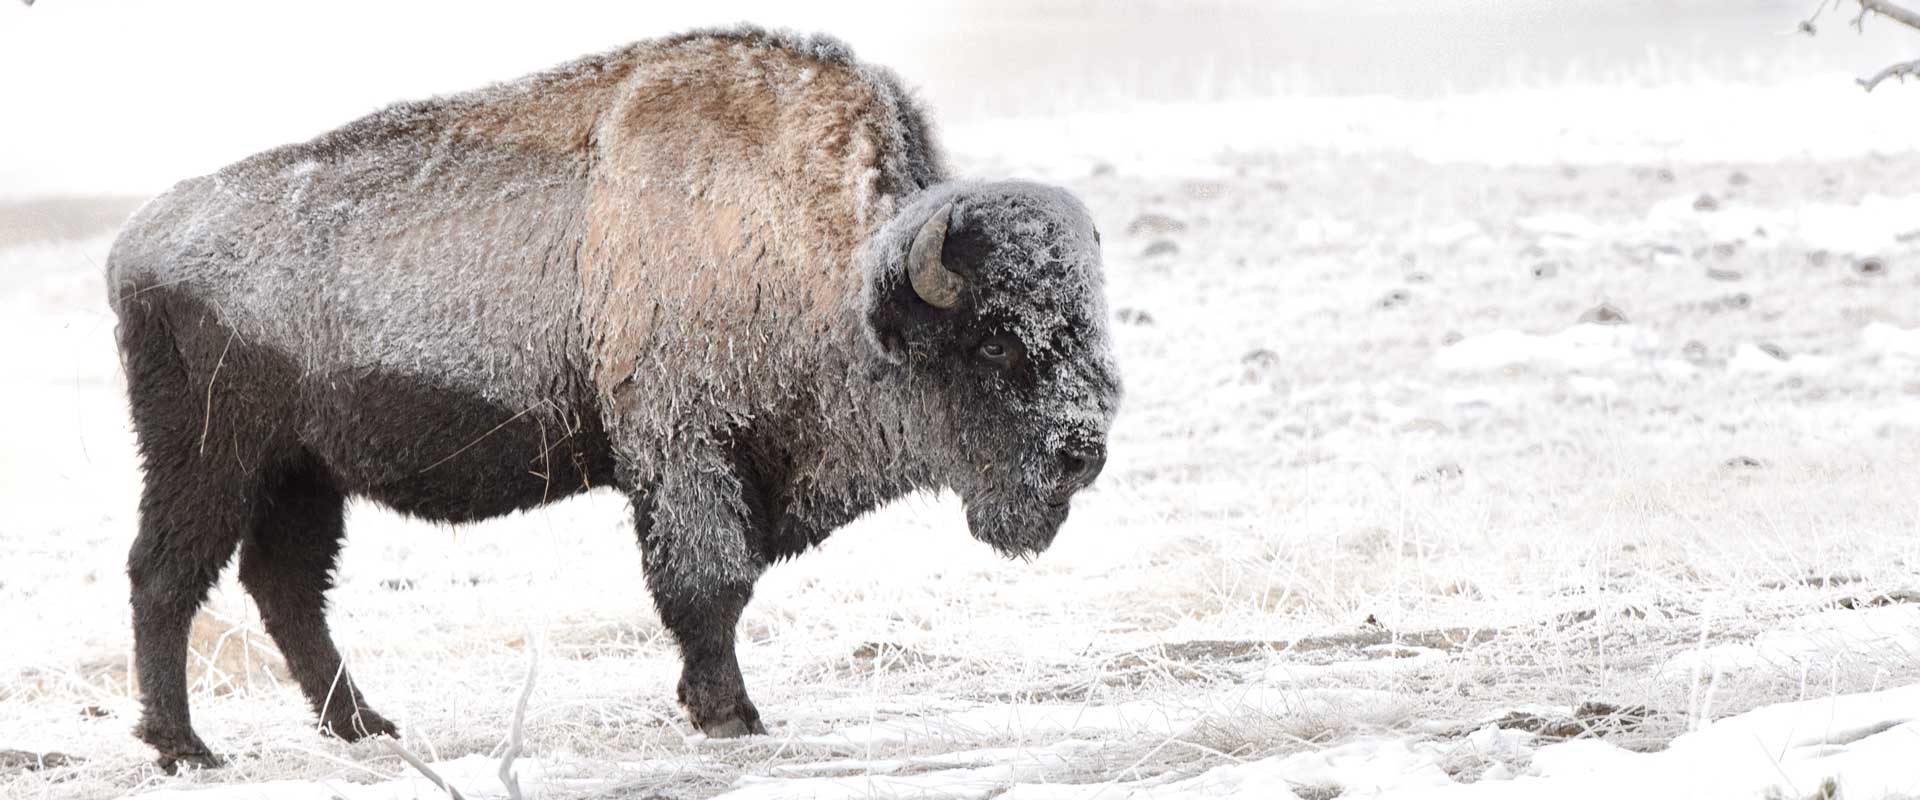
[106,26,1120,770]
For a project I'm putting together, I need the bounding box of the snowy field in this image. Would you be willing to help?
[7,4,1920,800]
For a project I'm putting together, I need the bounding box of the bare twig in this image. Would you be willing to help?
[1803,0,1920,90]
[416,400,548,474]
[1800,0,1839,33]
[1858,57,1920,88]
[197,330,236,454]
[1861,0,1920,29]
[380,739,468,800]
[498,631,540,800]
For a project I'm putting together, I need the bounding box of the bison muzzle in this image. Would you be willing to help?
[105,26,1120,770]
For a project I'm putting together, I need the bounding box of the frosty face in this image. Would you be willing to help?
[865,181,1123,557]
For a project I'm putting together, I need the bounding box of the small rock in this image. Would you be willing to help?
[1441,330,1464,346]
[1089,161,1116,178]
[1376,289,1411,310]
[1704,267,1742,282]
[1115,308,1156,326]
[1682,340,1710,363]
[1405,271,1432,284]
[1657,168,1676,183]
[1756,342,1788,360]
[1125,212,1188,237]
[1723,455,1766,470]
[1141,239,1180,258]
[1242,348,1281,370]
[1854,257,1887,277]
[1531,261,1560,279]
[1693,193,1720,212]
[1714,293,1751,312]
[1579,303,1629,325]
[1413,462,1465,484]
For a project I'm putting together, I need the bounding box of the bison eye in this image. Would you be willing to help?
[976,336,1021,366]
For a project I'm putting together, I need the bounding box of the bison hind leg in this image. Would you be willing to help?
[120,298,259,771]
[236,455,398,743]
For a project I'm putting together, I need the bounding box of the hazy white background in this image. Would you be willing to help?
[4,0,1918,198]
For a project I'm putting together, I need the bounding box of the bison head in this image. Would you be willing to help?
[863,181,1122,558]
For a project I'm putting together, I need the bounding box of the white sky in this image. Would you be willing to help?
[3,0,1916,198]
[0,0,960,197]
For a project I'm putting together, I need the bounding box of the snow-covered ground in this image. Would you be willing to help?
[7,21,1920,800]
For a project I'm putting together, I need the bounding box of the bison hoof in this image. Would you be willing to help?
[155,749,226,774]
[137,719,225,773]
[700,714,769,738]
[320,708,400,742]
[679,689,767,738]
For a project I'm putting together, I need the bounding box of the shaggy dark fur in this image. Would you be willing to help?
[107,26,1120,771]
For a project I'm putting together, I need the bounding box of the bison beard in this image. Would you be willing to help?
[105,26,1120,770]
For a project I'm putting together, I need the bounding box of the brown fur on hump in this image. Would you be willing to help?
[576,29,941,420]
[436,48,638,161]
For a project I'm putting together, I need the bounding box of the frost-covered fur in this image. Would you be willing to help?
[104,26,1119,769]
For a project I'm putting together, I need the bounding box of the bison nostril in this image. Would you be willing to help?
[1059,448,1106,490]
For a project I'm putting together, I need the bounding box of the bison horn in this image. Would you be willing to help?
[907,202,963,309]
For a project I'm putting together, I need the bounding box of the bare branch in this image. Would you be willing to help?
[1804,1,1920,90]
[1860,0,1920,30]
[1801,0,1839,33]
[380,739,468,800]
[1858,57,1920,89]
[497,632,540,800]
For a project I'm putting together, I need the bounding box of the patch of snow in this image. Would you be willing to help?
[1727,343,1833,376]
[1442,385,1525,408]
[1423,221,1484,249]
[1864,322,1920,360]
[1563,376,1619,396]
[1293,218,1359,247]
[1662,605,1920,679]
[1436,325,1653,372]
[1001,737,1456,800]
[1516,213,1607,241]
[1645,192,1920,256]
[1004,684,1920,799]
[722,765,1017,800]
[794,688,1403,747]
[1794,194,1920,255]
[131,755,551,800]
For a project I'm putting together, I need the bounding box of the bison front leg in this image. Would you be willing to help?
[632,473,768,738]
